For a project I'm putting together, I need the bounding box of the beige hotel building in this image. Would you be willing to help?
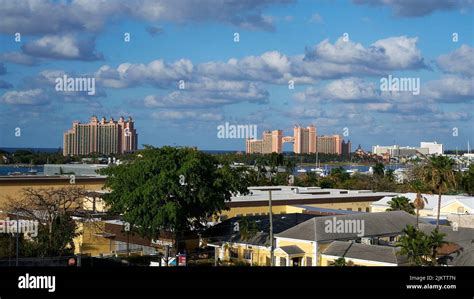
[63,116,138,156]
[246,125,347,156]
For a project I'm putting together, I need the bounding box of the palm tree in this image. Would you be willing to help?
[239,217,258,242]
[254,157,268,184]
[397,225,432,266]
[386,196,415,215]
[410,180,429,229]
[373,162,385,177]
[330,257,354,266]
[428,229,447,265]
[419,156,457,229]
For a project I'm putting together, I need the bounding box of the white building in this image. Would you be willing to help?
[371,193,474,222]
[371,145,428,157]
[420,141,443,155]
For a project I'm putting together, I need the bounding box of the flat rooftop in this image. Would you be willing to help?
[229,186,396,207]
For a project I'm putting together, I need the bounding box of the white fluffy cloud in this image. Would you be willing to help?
[437,45,474,77]
[305,36,426,71]
[144,81,269,108]
[152,110,223,121]
[294,78,380,103]
[96,59,193,88]
[22,35,103,61]
[0,89,48,105]
[0,0,291,35]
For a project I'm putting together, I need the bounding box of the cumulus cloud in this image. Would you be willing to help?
[0,88,48,105]
[294,78,380,103]
[353,0,474,17]
[94,36,427,93]
[152,110,223,121]
[22,35,104,61]
[424,75,474,102]
[96,59,193,88]
[305,36,426,71]
[437,45,474,77]
[0,52,40,66]
[144,80,269,108]
[0,0,291,35]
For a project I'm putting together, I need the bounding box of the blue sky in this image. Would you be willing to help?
[0,0,473,151]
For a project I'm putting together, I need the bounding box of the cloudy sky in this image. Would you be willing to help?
[0,0,473,151]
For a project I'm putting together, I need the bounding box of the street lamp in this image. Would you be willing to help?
[248,187,282,266]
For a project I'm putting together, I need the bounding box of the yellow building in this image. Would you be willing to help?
[202,213,318,266]
[202,211,416,266]
[273,211,417,266]
[0,176,106,209]
[320,241,409,266]
[371,193,474,218]
[222,186,396,220]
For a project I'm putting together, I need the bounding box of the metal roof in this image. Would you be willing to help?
[322,241,408,265]
[276,211,419,242]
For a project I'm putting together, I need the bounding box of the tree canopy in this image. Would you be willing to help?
[100,146,251,238]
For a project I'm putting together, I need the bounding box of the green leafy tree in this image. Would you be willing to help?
[386,196,415,215]
[397,225,431,266]
[330,167,350,185]
[238,217,258,241]
[373,163,385,178]
[460,165,474,196]
[100,146,251,251]
[428,229,447,264]
[419,156,457,229]
[397,225,447,266]
[385,169,395,183]
[300,172,319,187]
[330,257,354,266]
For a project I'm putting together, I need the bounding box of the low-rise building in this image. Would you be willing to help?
[320,241,409,266]
[201,213,319,266]
[371,193,474,222]
[275,211,417,266]
[223,186,396,220]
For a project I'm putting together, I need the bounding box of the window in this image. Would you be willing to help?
[306,257,313,266]
[347,208,352,211]
[365,207,370,212]
[279,257,286,266]
[243,249,252,261]
[229,247,238,259]
[357,208,362,212]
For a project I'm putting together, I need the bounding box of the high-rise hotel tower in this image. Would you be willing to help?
[63,116,138,156]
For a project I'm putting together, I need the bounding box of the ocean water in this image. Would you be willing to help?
[0,166,45,176]
[0,147,61,153]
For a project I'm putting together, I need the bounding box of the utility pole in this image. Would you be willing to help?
[15,211,19,267]
[248,187,281,267]
[269,190,274,266]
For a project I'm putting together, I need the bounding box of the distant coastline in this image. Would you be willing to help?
[0,147,62,153]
